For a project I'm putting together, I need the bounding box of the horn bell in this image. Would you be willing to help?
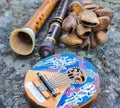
[9,28,35,55]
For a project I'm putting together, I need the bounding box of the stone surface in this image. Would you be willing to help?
[0,0,120,108]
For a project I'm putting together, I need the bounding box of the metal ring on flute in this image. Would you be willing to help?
[54,16,63,21]
[51,22,61,27]
[45,37,56,43]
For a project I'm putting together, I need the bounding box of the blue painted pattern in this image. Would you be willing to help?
[31,53,100,107]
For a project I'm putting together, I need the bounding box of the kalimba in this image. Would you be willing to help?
[24,53,100,108]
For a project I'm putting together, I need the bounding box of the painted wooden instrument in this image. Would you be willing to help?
[38,0,69,58]
[9,0,59,55]
[24,53,100,108]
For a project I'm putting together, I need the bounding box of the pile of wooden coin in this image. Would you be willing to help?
[61,0,114,49]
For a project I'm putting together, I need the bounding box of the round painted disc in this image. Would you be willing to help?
[25,53,100,107]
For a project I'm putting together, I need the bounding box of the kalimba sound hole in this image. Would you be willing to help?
[67,67,85,83]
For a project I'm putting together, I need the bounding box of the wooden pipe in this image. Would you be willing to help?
[9,0,59,55]
[39,0,69,58]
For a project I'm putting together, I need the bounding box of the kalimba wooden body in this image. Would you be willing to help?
[24,53,100,108]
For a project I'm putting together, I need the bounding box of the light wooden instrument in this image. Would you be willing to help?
[9,0,59,55]
[24,53,100,108]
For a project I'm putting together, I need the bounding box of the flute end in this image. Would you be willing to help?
[39,50,51,58]
[43,50,50,57]
[38,43,55,58]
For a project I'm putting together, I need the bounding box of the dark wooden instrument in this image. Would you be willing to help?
[38,0,69,58]
[9,0,59,55]
[24,53,100,108]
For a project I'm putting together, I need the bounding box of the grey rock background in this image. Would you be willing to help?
[0,0,120,108]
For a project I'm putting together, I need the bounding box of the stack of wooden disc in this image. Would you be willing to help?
[61,0,114,49]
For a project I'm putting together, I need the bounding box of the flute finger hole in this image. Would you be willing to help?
[36,27,39,31]
[39,17,42,20]
[36,22,39,25]
[47,1,49,3]
[42,14,44,17]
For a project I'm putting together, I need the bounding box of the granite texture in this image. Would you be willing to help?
[0,0,120,108]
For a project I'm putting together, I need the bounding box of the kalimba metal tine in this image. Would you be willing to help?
[41,72,72,89]
[47,73,68,81]
[51,81,72,88]
[47,77,72,88]
[39,71,74,91]
[48,75,71,84]
[47,73,61,82]
[48,78,71,87]
[37,73,57,97]
[47,74,68,83]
